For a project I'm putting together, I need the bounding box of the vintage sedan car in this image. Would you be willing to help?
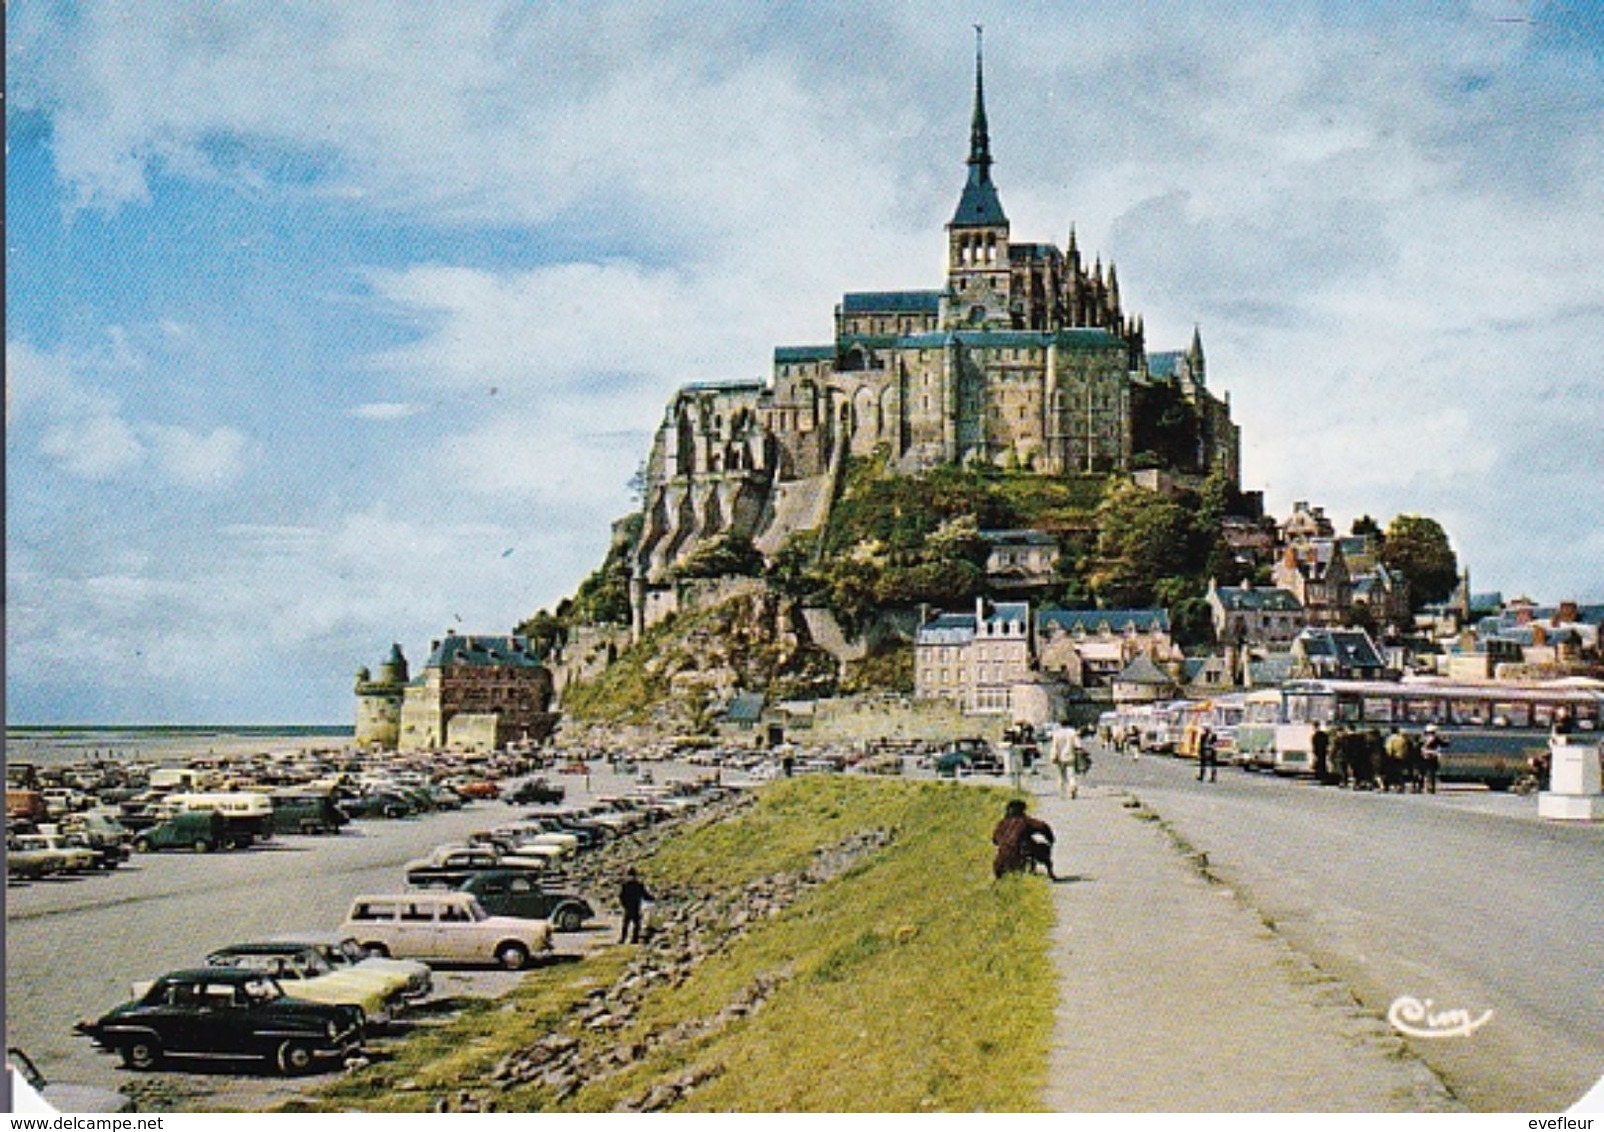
[204,943,403,1026]
[403,844,554,888]
[451,870,594,932]
[11,832,97,874]
[265,934,434,1003]
[75,968,364,1074]
[341,892,553,970]
[5,836,66,881]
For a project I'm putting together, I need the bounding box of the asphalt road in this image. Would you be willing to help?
[1076,743,1604,1111]
[9,750,1601,1112]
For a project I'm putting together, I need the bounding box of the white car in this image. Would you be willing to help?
[340,892,553,970]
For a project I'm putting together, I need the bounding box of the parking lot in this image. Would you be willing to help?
[6,760,738,1111]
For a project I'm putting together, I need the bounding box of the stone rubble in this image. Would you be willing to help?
[464,819,896,1112]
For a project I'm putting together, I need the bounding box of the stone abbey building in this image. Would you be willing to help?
[630,38,1239,628]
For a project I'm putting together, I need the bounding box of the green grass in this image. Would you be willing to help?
[289,777,1054,1113]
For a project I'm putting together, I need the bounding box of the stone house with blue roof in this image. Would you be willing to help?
[1206,578,1305,647]
[914,598,1035,715]
[1035,608,1179,688]
[629,36,1239,625]
[395,634,556,752]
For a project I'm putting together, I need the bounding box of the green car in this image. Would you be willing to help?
[451,869,594,931]
[132,809,227,853]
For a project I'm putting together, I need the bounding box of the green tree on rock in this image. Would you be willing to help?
[1381,514,1458,610]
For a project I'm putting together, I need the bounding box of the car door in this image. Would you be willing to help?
[503,874,548,919]
[397,900,440,959]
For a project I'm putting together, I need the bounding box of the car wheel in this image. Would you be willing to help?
[554,905,584,932]
[495,942,530,970]
[120,1036,162,1070]
[193,838,212,853]
[133,837,152,853]
[362,942,389,958]
[276,1039,316,1075]
[384,805,405,819]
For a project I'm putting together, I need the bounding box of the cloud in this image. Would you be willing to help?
[7,337,251,488]
[348,401,429,421]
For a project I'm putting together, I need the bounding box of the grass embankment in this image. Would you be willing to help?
[296,776,1055,1113]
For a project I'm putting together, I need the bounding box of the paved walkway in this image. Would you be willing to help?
[1023,774,1463,1112]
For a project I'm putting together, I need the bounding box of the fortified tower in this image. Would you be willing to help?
[354,642,409,749]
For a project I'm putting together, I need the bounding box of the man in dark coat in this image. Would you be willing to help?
[619,868,653,943]
[992,799,1056,879]
[1311,723,1332,784]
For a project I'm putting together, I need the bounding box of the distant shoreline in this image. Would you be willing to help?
[5,724,350,735]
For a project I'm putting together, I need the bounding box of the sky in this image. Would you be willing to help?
[7,1,1603,725]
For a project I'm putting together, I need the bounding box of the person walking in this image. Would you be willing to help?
[1421,725,1444,794]
[618,868,653,944]
[991,799,1056,880]
[1050,724,1083,799]
[1383,727,1409,793]
[1311,722,1332,785]
[1196,725,1219,783]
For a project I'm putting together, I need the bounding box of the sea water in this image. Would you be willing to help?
[4,725,353,772]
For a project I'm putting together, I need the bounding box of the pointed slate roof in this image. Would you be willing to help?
[950,28,1007,229]
[1114,653,1175,686]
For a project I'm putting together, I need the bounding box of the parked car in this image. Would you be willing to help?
[506,778,565,806]
[6,835,67,881]
[204,942,403,1026]
[132,809,228,853]
[403,844,555,888]
[446,870,593,932]
[263,934,433,1003]
[75,967,364,1074]
[11,832,97,874]
[340,892,553,970]
[339,790,415,820]
[269,790,349,836]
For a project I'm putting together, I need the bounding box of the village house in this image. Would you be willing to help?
[1206,578,1305,647]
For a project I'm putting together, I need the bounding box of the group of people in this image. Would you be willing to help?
[1309,721,1444,793]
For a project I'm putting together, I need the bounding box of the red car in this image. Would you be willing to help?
[454,781,501,800]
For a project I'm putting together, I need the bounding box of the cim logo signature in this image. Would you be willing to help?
[1387,996,1494,1039]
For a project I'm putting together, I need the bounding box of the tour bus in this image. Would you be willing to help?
[1176,694,1247,762]
[1232,678,1604,787]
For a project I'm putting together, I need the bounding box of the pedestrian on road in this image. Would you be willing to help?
[619,868,653,944]
[992,799,1056,880]
[1196,725,1219,782]
[1311,722,1332,784]
[1421,725,1444,794]
[1003,741,1024,791]
[1050,725,1084,799]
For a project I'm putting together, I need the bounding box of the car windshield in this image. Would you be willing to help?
[336,939,368,964]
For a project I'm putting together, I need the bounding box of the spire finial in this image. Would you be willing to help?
[969,24,991,177]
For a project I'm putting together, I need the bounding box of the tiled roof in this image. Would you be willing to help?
[1295,629,1385,668]
[980,529,1059,547]
[1212,586,1303,613]
[424,635,544,669]
[774,346,835,364]
[722,692,766,724]
[916,613,977,645]
[1114,654,1175,686]
[840,291,943,314]
[1038,608,1171,634]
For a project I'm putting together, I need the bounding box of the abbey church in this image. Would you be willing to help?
[630,37,1240,624]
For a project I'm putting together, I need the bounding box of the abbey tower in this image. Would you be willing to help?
[629,33,1239,631]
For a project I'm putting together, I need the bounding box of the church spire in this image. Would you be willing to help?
[949,26,1007,228]
[968,25,992,179]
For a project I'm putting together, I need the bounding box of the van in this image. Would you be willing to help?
[269,790,349,836]
[164,792,275,846]
[148,768,199,792]
[132,809,228,853]
[340,892,553,970]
